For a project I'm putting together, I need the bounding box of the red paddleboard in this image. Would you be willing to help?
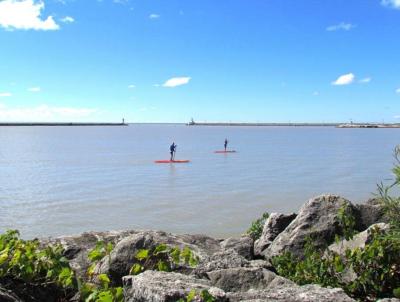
[155,160,190,163]
[214,150,237,153]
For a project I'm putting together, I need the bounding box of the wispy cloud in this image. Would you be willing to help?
[60,16,74,23]
[313,91,319,96]
[28,87,41,92]
[0,92,12,97]
[128,84,136,88]
[162,77,191,88]
[113,0,129,4]
[0,0,59,31]
[359,77,372,84]
[149,14,160,19]
[396,88,400,94]
[326,22,356,32]
[381,0,400,9]
[332,73,355,86]
[0,103,98,121]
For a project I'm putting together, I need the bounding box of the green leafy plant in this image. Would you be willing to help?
[177,289,216,302]
[129,244,199,275]
[81,241,123,302]
[0,230,75,288]
[246,211,269,240]
[337,202,356,241]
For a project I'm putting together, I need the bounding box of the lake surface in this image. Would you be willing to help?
[0,124,399,239]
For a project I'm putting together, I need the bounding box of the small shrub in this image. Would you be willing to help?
[130,244,199,275]
[246,212,269,240]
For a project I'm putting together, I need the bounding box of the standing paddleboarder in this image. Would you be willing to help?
[224,139,228,151]
[170,142,177,161]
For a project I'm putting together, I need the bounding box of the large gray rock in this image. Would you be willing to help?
[220,236,254,260]
[40,230,138,279]
[329,223,389,255]
[123,271,226,302]
[254,213,297,257]
[227,284,355,302]
[193,249,250,277]
[97,230,221,285]
[206,267,294,292]
[354,198,389,231]
[265,195,355,259]
[327,223,390,283]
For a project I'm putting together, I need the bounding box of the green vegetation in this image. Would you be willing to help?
[0,229,74,287]
[0,231,202,301]
[177,289,216,302]
[272,147,400,301]
[0,232,123,302]
[130,244,199,275]
[246,211,269,240]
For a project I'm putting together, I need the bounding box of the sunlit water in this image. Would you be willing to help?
[0,124,399,238]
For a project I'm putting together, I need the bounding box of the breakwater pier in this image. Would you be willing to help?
[0,122,128,127]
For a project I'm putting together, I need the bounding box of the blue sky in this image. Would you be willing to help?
[0,0,400,123]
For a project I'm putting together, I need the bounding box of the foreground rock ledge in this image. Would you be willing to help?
[3,194,389,301]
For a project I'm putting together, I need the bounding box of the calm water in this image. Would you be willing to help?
[0,125,399,238]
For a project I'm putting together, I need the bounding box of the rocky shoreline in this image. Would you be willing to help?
[1,194,398,302]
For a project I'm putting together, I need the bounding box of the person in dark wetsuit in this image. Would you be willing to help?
[170,142,177,161]
[224,139,228,151]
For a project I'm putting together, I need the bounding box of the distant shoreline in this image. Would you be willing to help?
[0,122,128,127]
[186,122,400,128]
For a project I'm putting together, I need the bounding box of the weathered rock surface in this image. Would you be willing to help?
[0,287,22,302]
[254,212,297,257]
[206,267,294,292]
[329,223,389,255]
[220,236,254,260]
[97,230,221,285]
[40,230,138,279]
[226,284,356,302]
[193,249,250,277]
[264,195,355,259]
[122,271,227,302]
[354,198,389,231]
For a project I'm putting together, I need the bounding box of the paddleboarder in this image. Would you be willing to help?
[170,142,177,161]
[224,139,228,151]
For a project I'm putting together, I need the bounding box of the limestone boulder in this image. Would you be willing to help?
[122,271,226,302]
[264,195,356,259]
[254,213,297,257]
[96,230,221,285]
[226,284,355,302]
[220,235,254,260]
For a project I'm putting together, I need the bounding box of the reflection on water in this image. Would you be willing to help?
[0,124,399,238]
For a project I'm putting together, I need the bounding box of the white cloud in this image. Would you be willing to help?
[332,73,355,86]
[0,0,59,31]
[60,16,74,23]
[382,0,400,9]
[149,14,160,19]
[359,77,372,84]
[396,88,400,94]
[0,103,98,121]
[326,22,356,31]
[28,87,41,92]
[162,77,191,88]
[128,84,136,88]
[0,92,12,97]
